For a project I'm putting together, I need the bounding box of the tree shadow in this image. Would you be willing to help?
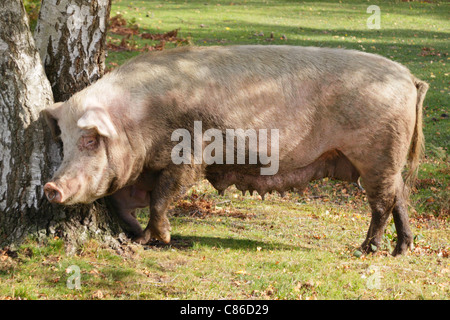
[144,234,310,252]
[188,21,448,48]
[146,0,448,21]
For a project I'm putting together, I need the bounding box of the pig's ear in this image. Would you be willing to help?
[43,102,64,140]
[77,108,118,139]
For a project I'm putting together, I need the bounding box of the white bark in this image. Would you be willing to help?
[0,0,54,213]
[35,0,111,101]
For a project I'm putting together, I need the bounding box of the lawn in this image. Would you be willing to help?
[1,0,448,300]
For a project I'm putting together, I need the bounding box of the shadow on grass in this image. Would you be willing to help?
[144,234,311,252]
[108,20,448,66]
[188,23,449,53]
[142,0,448,21]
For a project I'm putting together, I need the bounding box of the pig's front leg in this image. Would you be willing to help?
[106,185,150,241]
[136,168,189,244]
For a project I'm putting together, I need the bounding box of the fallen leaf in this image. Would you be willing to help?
[92,290,103,299]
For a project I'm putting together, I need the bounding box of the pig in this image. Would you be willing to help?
[43,45,428,256]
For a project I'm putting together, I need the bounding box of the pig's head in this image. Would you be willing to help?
[43,94,139,205]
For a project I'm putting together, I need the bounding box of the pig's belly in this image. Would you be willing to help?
[205,149,359,197]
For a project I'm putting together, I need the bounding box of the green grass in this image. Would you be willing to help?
[3,0,448,300]
[1,181,448,299]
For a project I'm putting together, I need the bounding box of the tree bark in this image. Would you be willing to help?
[0,0,56,246]
[0,0,123,254]
[35,0,111,101]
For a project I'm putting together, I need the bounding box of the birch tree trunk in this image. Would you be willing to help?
[0,0,56,246]
[35,0,111,101]
[0,0,123,253]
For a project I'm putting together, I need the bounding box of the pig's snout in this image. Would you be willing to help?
[44,182,64,203]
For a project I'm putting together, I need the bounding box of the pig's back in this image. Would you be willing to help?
[111,45,413,124]
[106,45,416,167]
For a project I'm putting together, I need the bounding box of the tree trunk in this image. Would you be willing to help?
[0,0,56,246]
[35,0,111,101]
[0,0,123,254]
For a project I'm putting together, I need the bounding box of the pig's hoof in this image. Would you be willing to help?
[153,229,171,244]
[133,231,151,245]
[150,220,171,244]
[360,239,379,254]
[392,238,413,256]
[133,236,149,245]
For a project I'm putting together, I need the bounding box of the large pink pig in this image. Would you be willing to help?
[43,45,427,255]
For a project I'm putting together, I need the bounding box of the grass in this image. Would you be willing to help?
[2,0,448,300]
[1,181,448,299]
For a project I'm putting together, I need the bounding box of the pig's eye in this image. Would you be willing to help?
[79,135,99,151]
